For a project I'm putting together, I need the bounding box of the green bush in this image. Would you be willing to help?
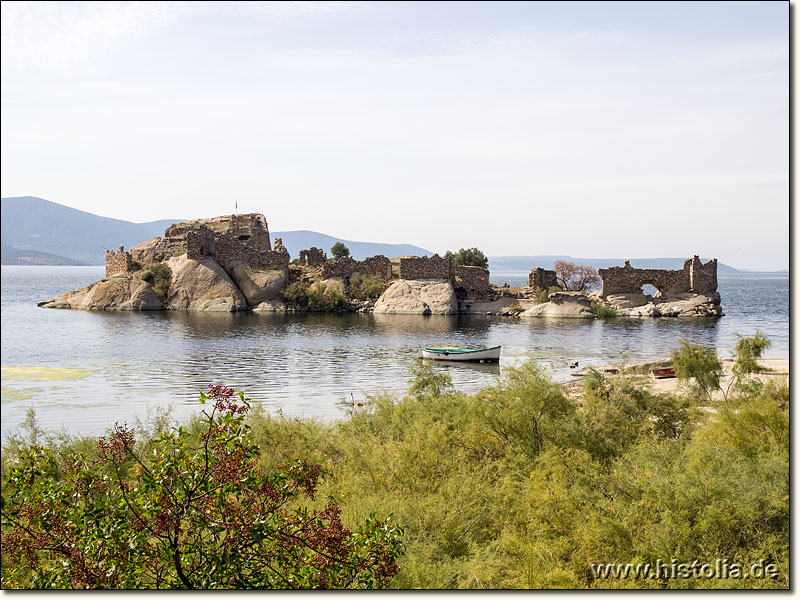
[141,263,172,301]
[591,301,617,317]
[330,242,350,261]
[283,281,311,307]
[533,285,561,304]
[283,281,348,312]
[349,274,386,300]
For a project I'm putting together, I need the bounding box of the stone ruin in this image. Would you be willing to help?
[297,247,327,267]
[322,255,393,281]
[107,213,290,277]
[528,267,558,290]
[105,246,133,278]
[598,256,718,299]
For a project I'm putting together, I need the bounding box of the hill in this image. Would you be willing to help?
[1,244,87,266]
[487,255,741,273]
[1,197,182,265]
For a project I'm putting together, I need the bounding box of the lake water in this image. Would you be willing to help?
[1,266,789,439]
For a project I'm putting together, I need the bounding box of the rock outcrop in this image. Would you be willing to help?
[38,273,163,311]
[614,292,723,318]
[520,292,594,319]
[165,255,246,312]
[373,279,458,315]
[230,262,285,306]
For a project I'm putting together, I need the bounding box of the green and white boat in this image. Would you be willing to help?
[419,345,501,363]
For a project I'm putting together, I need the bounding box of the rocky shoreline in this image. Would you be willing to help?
[39,213,724,319]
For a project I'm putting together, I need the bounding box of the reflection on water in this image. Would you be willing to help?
[1,266,789,439]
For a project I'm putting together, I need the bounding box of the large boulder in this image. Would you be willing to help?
[373,279,458,315]
[605,292,648,308]
[520,291,594,318]
[166,255,246,312]
[230,262,286,306]
[39,273,163,310]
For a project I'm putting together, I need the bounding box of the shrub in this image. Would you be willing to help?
[141,263,172,301]
[1,386,403,589]
[533,285,561,304]
[672,341,723,401]
[505,304,523,315]
[283,281,311,307]
[283,282,348,312]
[349,274,386,300]
[591,301,617,317]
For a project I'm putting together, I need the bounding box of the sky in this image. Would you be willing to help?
[0,1,789,270]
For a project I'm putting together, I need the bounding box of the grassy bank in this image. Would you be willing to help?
[1,338,789,589]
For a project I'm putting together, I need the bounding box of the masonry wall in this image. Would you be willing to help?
[186,227,290,270]
[322,255,392,280]
[528,267,558,290]
[689,256,718,294]
[105,247,132,277]
[398,255,453,280]
[454,265,492,297]
[298,247,327,267]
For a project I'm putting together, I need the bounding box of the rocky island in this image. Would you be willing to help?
[39,213,722,318]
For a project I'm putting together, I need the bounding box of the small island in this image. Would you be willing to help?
[38,213,723,318]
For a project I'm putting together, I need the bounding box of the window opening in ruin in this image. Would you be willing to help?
[238,235,251,241]
[641,284,658,297]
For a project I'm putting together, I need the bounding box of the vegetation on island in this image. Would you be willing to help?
[2,334,787,589]
[554,260,601,291]
[330,242,350,261]
[444,247,489,269]
[140,263,172,301]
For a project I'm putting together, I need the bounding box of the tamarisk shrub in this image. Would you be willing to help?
[1,385,403,589]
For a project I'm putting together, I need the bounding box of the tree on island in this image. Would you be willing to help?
[554,260,601,291]
[330,242,351,261]
[444,248,488,268]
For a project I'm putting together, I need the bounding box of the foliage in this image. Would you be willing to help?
[282,282,310,306]
[141,263,172,301]
[591,301,617,317]
[505,304,523,315]
[443,248,488,268]
[731,330,771,382]
[330,243,350,261]
[533,285,562,304]
[672,341,723,401]
[407,361,454,400]
[282,282,348,312]
[554,260,601,292]
[1,386,403,589]
[348,274,386,301]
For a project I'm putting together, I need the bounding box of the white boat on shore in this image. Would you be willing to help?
[418,345,501,363]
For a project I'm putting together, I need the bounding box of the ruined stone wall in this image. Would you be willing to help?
[689,256,718,293]
[528,267,558,290]
[185,226,289,271]
[166,213,270,252]
[105,246,132,278]
[598,257,717,298]
[398,255,453,280]
[454,265,492,297]
[322,255,392,280]
[298,247,327,267]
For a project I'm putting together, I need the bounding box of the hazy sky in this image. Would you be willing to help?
[1,1,788,269]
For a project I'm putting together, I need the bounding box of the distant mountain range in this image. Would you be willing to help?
[1,196,750,273]
[1,197,181,265]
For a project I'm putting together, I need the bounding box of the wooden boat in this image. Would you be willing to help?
[651,367,676,379]
[419,346,501,363]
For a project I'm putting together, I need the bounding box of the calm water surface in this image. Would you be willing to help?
[1,266,789,439]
